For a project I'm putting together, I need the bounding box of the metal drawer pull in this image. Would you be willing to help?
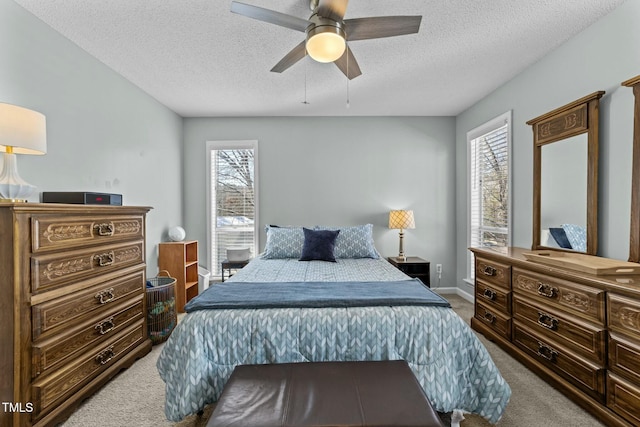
[483,288,497,301]
[94,223,115,236]
[94,251,115,267]
[95,287,115,304]
[537,312,559,330]
[483,265,497,276]
[482,311,496,324]
[95,316,115,335]
[95,345,115,365]
[537,282,558,298]
[537,342,558,362]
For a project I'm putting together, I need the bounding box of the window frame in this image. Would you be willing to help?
[206,140,259,278]
[466,111,512,281]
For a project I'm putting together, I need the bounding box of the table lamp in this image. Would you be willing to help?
[389,210,415,261]
[0,102,47,202]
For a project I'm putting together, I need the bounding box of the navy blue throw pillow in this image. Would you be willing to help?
[299,228,340,262]
[549,227,572,249]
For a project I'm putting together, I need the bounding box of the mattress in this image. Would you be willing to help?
[157,257,511,424]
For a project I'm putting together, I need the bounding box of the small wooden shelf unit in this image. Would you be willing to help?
[158,240,199,313]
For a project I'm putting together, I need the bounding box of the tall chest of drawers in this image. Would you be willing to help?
[470,247,640,427]
[0,203,152,427]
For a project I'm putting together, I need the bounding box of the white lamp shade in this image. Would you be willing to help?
[0,103,47,155]
[389,210,416,230]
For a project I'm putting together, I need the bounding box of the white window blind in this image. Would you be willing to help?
[468,113,511,280]
[207,141,258,277]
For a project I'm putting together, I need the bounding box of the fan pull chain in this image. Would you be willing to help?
[302,53,310,105]
[346,43,350,108]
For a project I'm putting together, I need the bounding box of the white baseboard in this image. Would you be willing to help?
[432,286,474,303]
[431,286,458,294]
[455,287,474,303]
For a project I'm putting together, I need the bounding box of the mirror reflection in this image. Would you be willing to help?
[540,134,588,251]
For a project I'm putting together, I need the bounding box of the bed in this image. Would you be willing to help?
[157,225,511,424]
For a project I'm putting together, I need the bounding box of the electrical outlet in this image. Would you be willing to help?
[436,264,442,274]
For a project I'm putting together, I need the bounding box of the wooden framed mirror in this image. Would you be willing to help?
[622,75,640,262]
[527,91,605,255]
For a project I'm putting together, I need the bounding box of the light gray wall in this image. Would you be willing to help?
[183,117,457,287]
[455,0,640,294]
[2,0,184,276]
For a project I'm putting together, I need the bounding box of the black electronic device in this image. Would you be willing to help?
[41,192,123,205]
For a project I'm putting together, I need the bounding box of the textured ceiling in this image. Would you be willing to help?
[14,0,625,117]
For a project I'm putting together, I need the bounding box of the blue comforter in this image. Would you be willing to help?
[157,258,510,424]
[184,279,451,311]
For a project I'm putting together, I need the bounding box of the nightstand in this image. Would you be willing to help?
[221,259,250,282]
[387,256,430,287]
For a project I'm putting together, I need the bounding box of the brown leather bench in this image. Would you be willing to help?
[206,360,446,427]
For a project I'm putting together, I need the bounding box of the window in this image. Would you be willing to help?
[467,112,511,280]
[206,141,258,277]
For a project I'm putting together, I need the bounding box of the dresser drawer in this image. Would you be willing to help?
[513,321,605,401]
[474,301,511,340]
[32,297,144,377]
[32,269,144,339]
[476,279,511,314]
[609,332,640,385]
[31,240,144,294]
[513,296,605,364]
[32,322,145,419]
[512,268,605,324]
[32,214,144,253]
[475,257,511,290]
[608,293,640,341]
[607,372,640,426]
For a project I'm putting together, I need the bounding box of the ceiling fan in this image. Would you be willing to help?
[230,0,422,80]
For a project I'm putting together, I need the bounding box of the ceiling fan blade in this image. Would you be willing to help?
[334,46,362,80]
[345,16,422,41]
[231,1,310,32]
[316,0,349,21]
[271,41,308,73]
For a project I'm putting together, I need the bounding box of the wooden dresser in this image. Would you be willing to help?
[0,203,152,427]
[470,246,640,427]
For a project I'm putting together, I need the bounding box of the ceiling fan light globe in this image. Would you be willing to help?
[306,27,346,63]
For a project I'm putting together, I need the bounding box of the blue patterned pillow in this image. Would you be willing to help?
[299,228,339,262]
[262,226,305,259]
[314,224,379,259]
[561,224,587,252]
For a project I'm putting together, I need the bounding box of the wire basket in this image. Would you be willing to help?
[146,270,177,345]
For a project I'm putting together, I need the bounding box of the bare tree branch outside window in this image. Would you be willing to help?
[216,149,255,221]
[480,134,508,247]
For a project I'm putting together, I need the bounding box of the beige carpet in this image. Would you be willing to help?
[61,295,604,427]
